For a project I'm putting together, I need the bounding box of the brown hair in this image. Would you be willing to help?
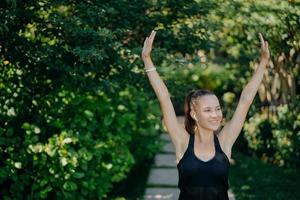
[184,89,216,135]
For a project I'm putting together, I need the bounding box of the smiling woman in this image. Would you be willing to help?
[141,29,270,200]
[187,90,223,137]
[177,89,230,199]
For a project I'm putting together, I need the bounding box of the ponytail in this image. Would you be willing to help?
[184,90,197,135]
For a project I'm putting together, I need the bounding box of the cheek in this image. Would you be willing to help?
[220,112,223,118]
[199,112,210,119]
[218,113,223,120]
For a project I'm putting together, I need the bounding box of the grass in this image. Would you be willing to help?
[229,151,300,200]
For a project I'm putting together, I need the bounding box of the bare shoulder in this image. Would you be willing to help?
[164,121,190,164]
[174,127,190,158]
[217,128,232,160]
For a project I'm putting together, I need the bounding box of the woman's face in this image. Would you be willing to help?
[190,95,223,131]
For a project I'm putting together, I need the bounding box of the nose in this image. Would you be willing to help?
[210,111,220,118]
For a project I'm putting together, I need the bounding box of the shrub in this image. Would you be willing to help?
[244,103,300,168]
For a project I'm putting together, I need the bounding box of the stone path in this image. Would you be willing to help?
[143,116,235,200]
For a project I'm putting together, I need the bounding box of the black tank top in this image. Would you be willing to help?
[177,133,230,200]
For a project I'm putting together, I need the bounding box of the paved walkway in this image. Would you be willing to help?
[143,116,235,200]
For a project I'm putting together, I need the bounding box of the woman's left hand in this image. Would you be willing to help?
[259,33,270,63]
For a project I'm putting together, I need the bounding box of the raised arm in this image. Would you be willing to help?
[141,30,188,150]
[219,33,270,154]
[142,31,169,101]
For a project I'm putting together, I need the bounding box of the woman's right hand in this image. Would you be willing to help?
[141,30,156,61]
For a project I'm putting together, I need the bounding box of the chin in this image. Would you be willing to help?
[201,123,221,131]
[209,124,220,131]
[210,127,219,131]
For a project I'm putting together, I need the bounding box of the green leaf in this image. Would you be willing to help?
[104,115,112,126]
[21,122,31,130]
[0,167,8,178]
[7,127,14,136]
[63,181,78,191]
[84,110,94,119]
[39,185,52,199]
[80,119,87,127]
[73,172,85,179]
[40,179,48,187]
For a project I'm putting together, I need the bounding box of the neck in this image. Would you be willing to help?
[194,125,214,144]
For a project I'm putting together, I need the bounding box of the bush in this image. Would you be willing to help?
[244,103,300,168]
[0,0,171,198]
[0,74,163,199]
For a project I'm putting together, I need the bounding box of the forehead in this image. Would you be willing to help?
[191,95,220,108]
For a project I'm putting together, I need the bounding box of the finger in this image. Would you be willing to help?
[265,41,269,49]
[148,31,156,46]
[147,31,153,41]
[265,41,269,54]
[143,37,149,49]
[150,31,156,42]
[150,30,157,39]
[144,37,148,45]
[148,31,153,45]
[148,31,155,43]
[146,35,151,47]
[259,33,264,48]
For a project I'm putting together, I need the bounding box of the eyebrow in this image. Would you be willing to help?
[202,106,221,109]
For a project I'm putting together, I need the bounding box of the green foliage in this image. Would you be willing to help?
[244,102,300,168]
[1,0,218,198]
[0,0,166,198]
[160,56,235,115]
[0,76,162,199]
[158,0,300,168]
[205,0,300,96]
[1,0,300,199]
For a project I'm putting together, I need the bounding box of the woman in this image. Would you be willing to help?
[141,30,270,200]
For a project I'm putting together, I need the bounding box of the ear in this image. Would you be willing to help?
[190,110,196,120]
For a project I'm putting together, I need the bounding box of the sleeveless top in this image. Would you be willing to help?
[177,133,230,200]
